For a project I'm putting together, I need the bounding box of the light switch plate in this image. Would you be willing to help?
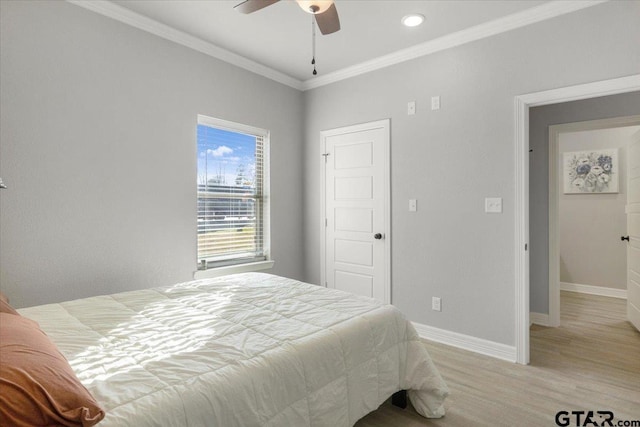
[485,197,502,213]
[409,199,417,212]
[408,101,416,115]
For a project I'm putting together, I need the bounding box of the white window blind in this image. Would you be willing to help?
[197,115,269,269]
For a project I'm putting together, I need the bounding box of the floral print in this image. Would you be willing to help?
[564,149,617,193]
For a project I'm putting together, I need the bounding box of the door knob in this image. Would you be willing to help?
[374,233,383,240]
[621,236,630,242]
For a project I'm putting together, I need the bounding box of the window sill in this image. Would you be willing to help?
[192,260,275,280]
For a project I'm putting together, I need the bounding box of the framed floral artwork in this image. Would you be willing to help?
[563,148,619,194]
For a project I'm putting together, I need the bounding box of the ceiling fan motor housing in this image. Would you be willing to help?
[296,0,333,15]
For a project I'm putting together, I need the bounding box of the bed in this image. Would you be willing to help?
[2,272,448,426]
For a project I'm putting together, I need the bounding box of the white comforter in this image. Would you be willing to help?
[19,273,448,426]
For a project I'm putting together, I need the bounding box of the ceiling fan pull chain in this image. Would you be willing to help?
[311,16,317,75]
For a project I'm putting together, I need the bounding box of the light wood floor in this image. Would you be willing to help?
[356,291,640,426]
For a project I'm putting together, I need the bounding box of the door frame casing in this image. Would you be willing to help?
[548,115,640,327]
[514,74,640,365]
[320,119,391,304]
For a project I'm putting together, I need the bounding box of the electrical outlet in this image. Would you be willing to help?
[432,297,441,312]
[431,96,440,110]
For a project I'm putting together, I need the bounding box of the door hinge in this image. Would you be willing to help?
[325,218,328,227]
[525,243,528,251]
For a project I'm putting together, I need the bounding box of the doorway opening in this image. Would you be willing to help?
[513,74,640,364]
[546,117,640,326]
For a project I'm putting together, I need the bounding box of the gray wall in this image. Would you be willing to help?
[0,1,305,308]
[2,0,639,348]
[529,92,640,314]
[303,1,640,346]
[558,126,637,290]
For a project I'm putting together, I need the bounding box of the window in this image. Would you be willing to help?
[196,115,269,269]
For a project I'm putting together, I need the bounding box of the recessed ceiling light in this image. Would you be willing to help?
[402,14,425,27]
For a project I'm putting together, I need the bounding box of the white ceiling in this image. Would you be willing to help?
[83,1,601,89]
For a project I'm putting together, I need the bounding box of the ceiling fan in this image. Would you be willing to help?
[234,0,341,35]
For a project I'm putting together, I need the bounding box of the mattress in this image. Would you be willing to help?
[18,273,448,426]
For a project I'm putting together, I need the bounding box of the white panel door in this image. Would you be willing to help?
[627,129,640,331]
[322,120,390,303]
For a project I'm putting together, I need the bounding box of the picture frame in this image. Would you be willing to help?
[563,148,619,194]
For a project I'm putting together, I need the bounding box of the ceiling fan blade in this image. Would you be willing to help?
[234,0,280,14]
[314,3,340,35]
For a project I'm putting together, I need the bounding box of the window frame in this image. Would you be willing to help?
[194,114,271,276]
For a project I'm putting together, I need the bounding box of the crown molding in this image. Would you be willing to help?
[67,0,607,93]
[66,0,304,91]
[301,0,608,91]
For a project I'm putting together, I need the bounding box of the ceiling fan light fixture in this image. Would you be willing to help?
[296,0,333,15]
[402,14,425,27]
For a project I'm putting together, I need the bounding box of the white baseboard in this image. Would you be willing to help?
[560,282,627,299]
[412,321,516,363]
[530,312,550,326]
